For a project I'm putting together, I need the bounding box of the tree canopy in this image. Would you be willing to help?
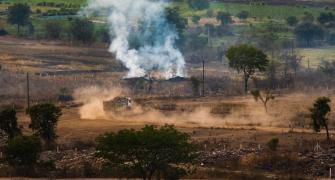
[310,97,331,142]
[226,44,269,93]
[0,107,21,138]
[96,125,198,180]
[294,22,325,47]
[286,16,298,26]
[7,3,31,34]
[216,11,232,25]
[28,103,62,147]
[5,135,42,167]
[45,21,62,39]
[69,18,94,43]
[317,12,334,25]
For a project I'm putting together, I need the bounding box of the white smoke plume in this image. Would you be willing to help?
[81,0,186,78]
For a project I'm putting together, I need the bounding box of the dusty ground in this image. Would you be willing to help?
[1,37,335,179]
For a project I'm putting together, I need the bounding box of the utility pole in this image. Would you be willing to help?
[26,72,30,110]
[202,60,205,97]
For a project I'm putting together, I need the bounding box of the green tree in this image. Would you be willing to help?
[187,0,209,10]
[45,21,62,39]
[28,103,62,148]
[237,10,249,20]
[5,135,42,167]
[69,18,94,43]
[302,11,315,22]
[191,15,201,24]
[294,22,325,47]
[286,16,298,26]
[251,89,275,112]
[225,44,269,94]
[317,12,334,25]
[96,125,198,180]
[0,107,21,138]
[165,7,187,35]
[7,3,31,35]
[216,11,232,25]
[310,97,331,142]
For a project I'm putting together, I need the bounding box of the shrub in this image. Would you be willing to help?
[0,28,8,36]
[267,138,279,151]
[0,107,21,138]
[96,125,198,180]
[286,16,298,26]
[237,11,249,20]
[5,136,42,167]
[28,103,62,148]
[69,18,94,43]
[45,21,63,39]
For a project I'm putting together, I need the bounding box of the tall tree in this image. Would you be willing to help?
[225,44,269,94]
[27,103,62,148]
[294,22,325,47]
[216,11,232,25]
[317,12,334,25]
[96,125,198,180]
[0,107,21,139]
[7,4,31,35]
[310,97,331,142]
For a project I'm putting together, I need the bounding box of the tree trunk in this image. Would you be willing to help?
[17,24,20,35]
[244,75,249,94]
[263,103,268,113]
[325,124,330,143]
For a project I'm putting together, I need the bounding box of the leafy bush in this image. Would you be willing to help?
[267,138,279,151]
[28,103,62,148]
[45,21,63,39]
[96,125,198,180]
[237,11,249,20]
[286,16,298,26]
[0,28,8,36]
[69,18,94,43]
[5,136,42,167]
[0,107,21,138]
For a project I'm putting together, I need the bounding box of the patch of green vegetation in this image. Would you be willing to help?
[298,46,335,68]
[0,0,86,5]
[177,2,333,20]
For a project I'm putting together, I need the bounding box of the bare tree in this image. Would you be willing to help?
[251,89,275,113]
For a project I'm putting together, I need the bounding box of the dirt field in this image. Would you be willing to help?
[1,37,335,179]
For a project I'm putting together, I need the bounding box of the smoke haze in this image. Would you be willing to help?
[73,86,124,119]
[81,0,186,78]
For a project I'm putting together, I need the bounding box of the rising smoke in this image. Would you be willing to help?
[81,0,186,78]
